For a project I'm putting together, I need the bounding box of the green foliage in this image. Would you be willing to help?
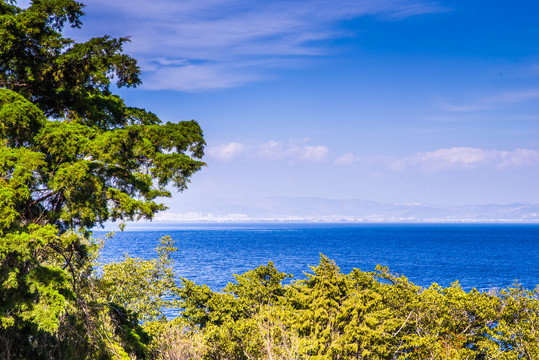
[177,263,293,360]
[0,0,135,121]
[0,0,205,358]
[0,88,205,233]
[493,286,539,358]
[101,236,181,323]
[170,255,539,360]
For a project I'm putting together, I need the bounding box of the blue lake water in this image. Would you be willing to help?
[95,223,539,292]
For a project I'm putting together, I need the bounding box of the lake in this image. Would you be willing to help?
[95,223,539,292]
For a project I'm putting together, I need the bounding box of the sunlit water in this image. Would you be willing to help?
[95,223,539,292]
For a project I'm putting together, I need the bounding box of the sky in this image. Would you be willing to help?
[62,0,539,217]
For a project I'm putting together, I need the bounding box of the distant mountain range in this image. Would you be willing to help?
[151,196,539,223]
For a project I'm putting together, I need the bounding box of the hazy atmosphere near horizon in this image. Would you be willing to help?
[65,0,539,222]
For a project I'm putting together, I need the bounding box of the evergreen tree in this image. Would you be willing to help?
[0,0,205,358]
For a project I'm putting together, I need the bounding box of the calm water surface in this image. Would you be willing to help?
[95,223,539,292]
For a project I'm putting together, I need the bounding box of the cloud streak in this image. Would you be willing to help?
[208,143,539,171]
[79,0,444,91]
[206,142,246,162]
[334,153,359,166]
[390,147,539,172]
[437,88,539,113]
[207,140,329,163]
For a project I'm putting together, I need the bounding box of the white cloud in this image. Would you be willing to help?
[257,140,328,162]
[255,140,287,160]
[390,147,539,172]
[498,148,539,168]
[206,142,246,162]
[334,153,358,166]
[300,145,329,162]
[206,139,329,163]
[77,0,444,91]
[141,62,266,91]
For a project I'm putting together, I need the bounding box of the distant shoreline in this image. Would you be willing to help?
[96,220,539,232]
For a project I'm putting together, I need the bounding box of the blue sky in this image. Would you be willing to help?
[67,0,539,215]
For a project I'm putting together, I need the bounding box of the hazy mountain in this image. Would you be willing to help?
[154,196,539,223]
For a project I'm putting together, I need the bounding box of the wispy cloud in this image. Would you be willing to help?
[300,145,330,162]
[334,153,359,166]
[79,0,444,91]
[390,147,539,172]
[206,142,246,162]
[207,139,329,163]
[437,88,539,113]
[209,143,539,171]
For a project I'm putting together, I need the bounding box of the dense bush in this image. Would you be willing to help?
[106,241,539,360]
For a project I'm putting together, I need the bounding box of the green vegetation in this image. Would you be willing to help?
[104,245,539,360]
[1,0,539,359]
[0,0,203,357]
[167,256,539,360]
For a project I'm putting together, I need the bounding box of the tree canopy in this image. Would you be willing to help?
[0,0,205,233]
[0,0,205,358]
